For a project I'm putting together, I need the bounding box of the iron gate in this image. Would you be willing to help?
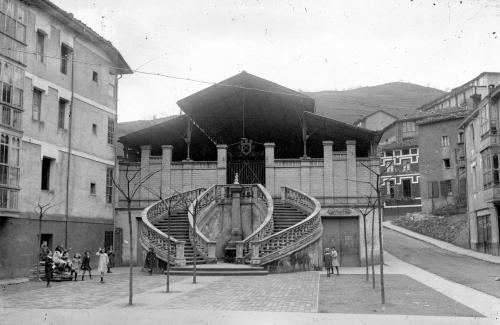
[227,160,265,185]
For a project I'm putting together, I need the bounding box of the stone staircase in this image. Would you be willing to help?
[272,200,308,233]
[169,264,268,276]
[152,209,205,265]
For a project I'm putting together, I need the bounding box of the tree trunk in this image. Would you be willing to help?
[127,200,133,305]
[37,213,42,277]
[166,206,171,293]
[363,214,369,282]
[193,213,197,284]
[371,208,376,289]
[377,186,386,304]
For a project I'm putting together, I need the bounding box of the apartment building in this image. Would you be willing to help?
[0,0,131,279]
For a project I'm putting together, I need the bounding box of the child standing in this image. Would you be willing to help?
[96,248,109,283]
[81,250,92,280]
[71,253,82,281]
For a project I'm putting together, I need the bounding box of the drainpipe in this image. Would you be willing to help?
[64,41,76,248]
[113,73,122,263]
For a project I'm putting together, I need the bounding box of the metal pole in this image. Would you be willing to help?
[64,48,75,248]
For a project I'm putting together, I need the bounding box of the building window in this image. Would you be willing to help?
[32,88,42,121]
[384,161,393,173]
[410,148,418,155]
[92,123,97,135]
[107,117,114,144]
[402,121,416,133]
[482,150,500,188]
[457,131,464,144]
[402,159,411,171]
[60,44,72,74]
[440,180,452,197]
[36,30,45,62]
[0,2,26,43]
[0,133,19,209]
[108,72,115,97]
[443,158,451,169]
[402,148,409,155]
[441,136,449,147]
[57,99,67,129]
[92,71,98,83]
[90,182,96,195]
[428,181,439,198]
[394,150,401,156]
[471,123,475,142]
[41,157,52,190]
[106,168,113,203]
[386,180,395,198]
[402,179,412,197]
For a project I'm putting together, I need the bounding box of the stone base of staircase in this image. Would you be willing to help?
[168,263,268,276]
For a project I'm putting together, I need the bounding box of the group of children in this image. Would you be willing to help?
[41,242,114,287]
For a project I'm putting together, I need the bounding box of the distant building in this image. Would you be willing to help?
[417,110,468,214]
[354,110,398,131]
[378,115,423,217]
[0,0,131,279]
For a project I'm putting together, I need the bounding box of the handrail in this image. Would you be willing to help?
[239,184,274,257]
[250,186,322,265]
[139,188,205,264]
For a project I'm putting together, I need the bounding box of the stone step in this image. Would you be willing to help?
[167,269,268,276]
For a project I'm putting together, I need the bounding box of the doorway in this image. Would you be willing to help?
[227,138,265,184]
[321,217,360,266]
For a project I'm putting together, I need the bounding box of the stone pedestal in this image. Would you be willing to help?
[230,185,243,241]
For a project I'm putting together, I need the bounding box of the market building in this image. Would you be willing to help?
[117,71,382,271]
[0,0,131,279]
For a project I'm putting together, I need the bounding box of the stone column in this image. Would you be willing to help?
[230,185,243,241]
[323,141,334,205]
[217,144,227,185]
[175,241,186,266]
[161,145,173,197]
[489,204,499,244]
[300,157,311,195]
[140,145,152,204]
[346,140,357,204]
[264,143,275,196]
[469,211,478,250]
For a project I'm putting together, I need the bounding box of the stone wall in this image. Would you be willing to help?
[265,238,322,273]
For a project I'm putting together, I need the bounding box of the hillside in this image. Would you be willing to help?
[305,82,446,124]
[117,115,176,138]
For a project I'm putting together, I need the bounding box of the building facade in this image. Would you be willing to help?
[0,0,131,279]
[417,112,467,214]
[354,110,398,131]
[461,86,500,255]
[378,117,422,217]
[117,72,382,270]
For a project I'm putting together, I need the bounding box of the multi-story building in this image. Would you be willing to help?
[460,85,500,255]
[0,0,131,279]
[378,115,424,217]
[353,110,398,131]
[417,110,468,213]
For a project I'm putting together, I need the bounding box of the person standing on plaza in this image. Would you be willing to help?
[106,246,114,273]
[331,246,340,275]
[44,251,53,287]
[323,247,333,277]
[145,247,156,275]
[81,250,92,280]
[96,248,109,283]
[71,253,82,281]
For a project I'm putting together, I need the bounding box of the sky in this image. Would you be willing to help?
[51,0,500,122]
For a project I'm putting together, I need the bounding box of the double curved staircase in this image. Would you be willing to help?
[139,184,322,270]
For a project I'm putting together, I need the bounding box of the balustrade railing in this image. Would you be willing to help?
[236,184,274,262]
[139,188,205,266]
[250,186,322,265]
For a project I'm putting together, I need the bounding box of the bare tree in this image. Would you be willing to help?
[177,192,202,284]
[33,198,59,278]
[141,183,179,293]
[111,163,159,305]
[354,196,377,282]
[347,160,393,304]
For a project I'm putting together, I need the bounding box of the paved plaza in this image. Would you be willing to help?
[2,229,500,324]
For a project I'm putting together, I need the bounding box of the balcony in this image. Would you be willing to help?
[483,185,500,203]
[479,133,500,152]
